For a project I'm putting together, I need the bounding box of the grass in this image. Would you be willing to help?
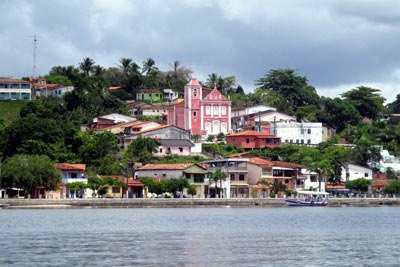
[0,100,27,125]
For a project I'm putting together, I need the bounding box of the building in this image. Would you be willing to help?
[0,78,31,100]
[91,113,137,130]
[231,105,277,118]
[322,125,337,142]
[162,89,179,101]
[202,158,249,198]
[271,121,323,145]
[123,125,190,149]
[232,110,294,132]
[168,75,232,136]
[135,163,207,197]
[226,131,281,149]
[341,163,373,182]
[154,139,194,156]
[55,163,87,198]
[136,89,163,101]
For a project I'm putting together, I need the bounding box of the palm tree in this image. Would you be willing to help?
[270,180,287,197]
[206,73,219,88]
[92,65,105,76]
[130,62,141,73]
[207,167,227,198]
[308,159,333,192]
[142,57,155,75]
[79,57,95,76]
[119,58,132,74]
[169,60,181,79]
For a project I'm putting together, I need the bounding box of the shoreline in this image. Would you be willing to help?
[1,198,399,209]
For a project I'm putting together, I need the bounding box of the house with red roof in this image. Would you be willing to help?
[55,163,87,198]
[0,78,31,100]
[226,131,282,149]
[168,75,232,136]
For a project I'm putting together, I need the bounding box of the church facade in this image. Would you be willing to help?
[168,76,232,136]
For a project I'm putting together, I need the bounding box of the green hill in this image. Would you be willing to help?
[0,100,27,125]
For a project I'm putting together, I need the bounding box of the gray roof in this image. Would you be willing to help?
[155,139,194,147]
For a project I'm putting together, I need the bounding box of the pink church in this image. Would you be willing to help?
[168,75,232,136]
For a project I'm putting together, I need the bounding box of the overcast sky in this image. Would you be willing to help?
[2,0,400,102]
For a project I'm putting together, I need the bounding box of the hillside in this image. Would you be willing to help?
[0,100,27,125]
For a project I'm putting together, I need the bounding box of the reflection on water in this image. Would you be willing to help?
[1,207,400,266]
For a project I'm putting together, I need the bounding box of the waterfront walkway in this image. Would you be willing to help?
[1,197,400,209]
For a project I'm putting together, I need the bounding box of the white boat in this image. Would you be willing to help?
[285,190,329,206]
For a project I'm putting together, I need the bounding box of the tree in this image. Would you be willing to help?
[384,180,400,194]
[191,134,201,142]
[77,131,120,165]
[119,58,133,74]
[341,86,385,120]
[207,167,227,198]
[2,155,60,197]
[187,185,197,197]
[270,180,287,197]
[207,135,215,142]
[255,69,320,111]
[79,57,95,76]
[43,75,72,85]
[123,137,157,164]
[142,58,156,75]
[67,182,87,198]
[249,90,291,112]
[346,178,370,192]
[206,73,219,88]
[236,85,244,95]
[216,132,225,142]
[168,60,192,80]
[317,97,362,132]
[352,137,382,166]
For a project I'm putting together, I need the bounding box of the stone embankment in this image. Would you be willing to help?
[1,198,400,209]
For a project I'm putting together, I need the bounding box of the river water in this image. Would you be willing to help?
[0,207,399,266]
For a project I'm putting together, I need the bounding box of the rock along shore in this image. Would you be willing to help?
[0,198,400,209]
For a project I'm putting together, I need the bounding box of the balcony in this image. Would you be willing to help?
[62,178,88,184]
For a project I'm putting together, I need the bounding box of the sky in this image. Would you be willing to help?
[2,0,400,102]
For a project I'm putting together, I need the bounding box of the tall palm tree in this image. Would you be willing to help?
[206,73,219,88]
[119,58,132,74]
[207,167,227,198]
[79,57,95,76]
[92,65,105,76]
[142,57,155,75]
[169,60,181,79]
[130,62,141,73]
[270,180,287,197]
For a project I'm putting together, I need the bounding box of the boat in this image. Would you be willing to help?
[285,190,329,206]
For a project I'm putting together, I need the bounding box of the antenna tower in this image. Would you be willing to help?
[32,35,38,78]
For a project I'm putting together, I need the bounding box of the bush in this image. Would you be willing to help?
[384,180,400,194]
[345,178,371,192]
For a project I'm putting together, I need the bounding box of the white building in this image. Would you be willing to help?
[271,121,323,145]
[302,169,326,192]
[341,163,373,182]
[0,78,31,100]
[377,149,400,172]
[162,89,179,101]
[232,105,276,118]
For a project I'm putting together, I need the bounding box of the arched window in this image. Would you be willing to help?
[194,89,197,97]
[221,122,227,133]
[213,120,220,134]
[205,122,211,133]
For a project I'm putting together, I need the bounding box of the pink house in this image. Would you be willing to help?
[154,139,194,156]
[168,75,232,136]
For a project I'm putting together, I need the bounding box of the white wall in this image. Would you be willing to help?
[255,112,295,123]
[341,164,373,182]
[303,169,325,192]
[273,122,323,145]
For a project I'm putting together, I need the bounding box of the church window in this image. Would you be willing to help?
[194,89,197,97]
[214,106,219,116]
[206,106,210,115]
[193,111,197,117]
[221,106,226,115]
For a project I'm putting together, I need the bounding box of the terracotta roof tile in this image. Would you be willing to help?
[0,78,30,83]
[226,131,278,138]
[138,163,194,170]
[55,163,86,171]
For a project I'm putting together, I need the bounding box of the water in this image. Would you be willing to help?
[0,207,399,266]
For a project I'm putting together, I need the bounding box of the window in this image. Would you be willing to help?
[290,139,293,143]
[221,122,227,133]
[308,129,311,134]
[159,148,163,153]
[149,93,152,97]
[214,106,219,116]
[285,139,288,143]
[246,138,250,144]
[239,188,245,194]
[230,174,235,180]
[284,179,289,184]
[71,173,77,178]
[365,172,369,178]
[163,173,167,177]
[239,174,245,181]
[222,106,226,115]
[194,89,197,96]
[179,147,183,152]
[206,106,210,115]
[310,176,317,182]
[307,140,311,144]
[296,139,299,144]
[213,120,219,133]
[112,187,120,193]
[301,139,304,144]
[301,129,304,134]
[167,147,171,153]
[193,111,197,117]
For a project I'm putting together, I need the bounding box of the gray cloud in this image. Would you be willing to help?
[2,0,400,101]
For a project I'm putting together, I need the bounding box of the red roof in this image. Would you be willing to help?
[186,75,200,86]
[55,163,86,171]
[135,124,173,134]
[0,78,30,83]
[138,89,160,93]
[32,83,60,88]
[248,157,274,167]
[109,86,122,90]
[202,87,230,102]
[226,131,278,138]
[138,163,194,170]
[272,161,305,168]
